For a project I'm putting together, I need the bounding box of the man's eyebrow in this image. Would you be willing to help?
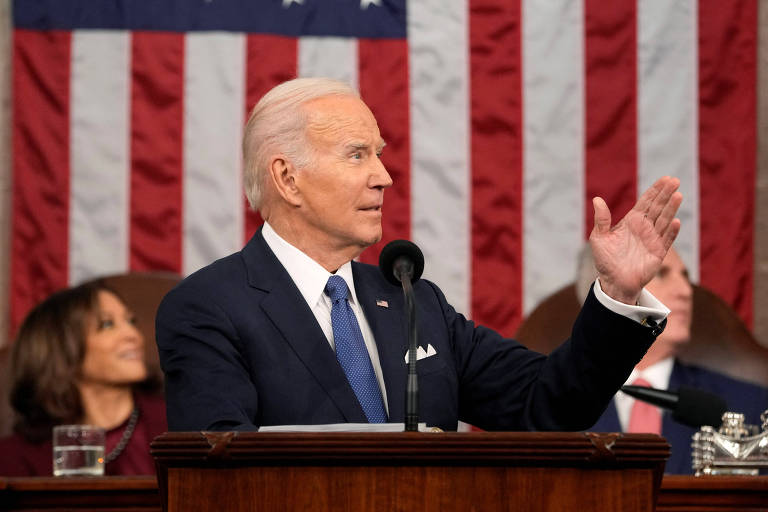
[345,140,387,151]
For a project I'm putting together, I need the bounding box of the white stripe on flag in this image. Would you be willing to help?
[183,32,246,276]
[637,0,699,280]
[298,37,359,91]
[69,31,130,285]
[408,0,471,315]
[522,0,586,313]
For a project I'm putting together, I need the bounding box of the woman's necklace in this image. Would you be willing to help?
[104,407,139,463]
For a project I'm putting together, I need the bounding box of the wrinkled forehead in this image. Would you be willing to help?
[303,95,382,145]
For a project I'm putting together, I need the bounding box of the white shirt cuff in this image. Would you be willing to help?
[592,277,670,325]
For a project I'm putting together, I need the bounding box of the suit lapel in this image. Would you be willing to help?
[668,359,688,390]
[353,263,408,422]
[243,230,367,423]
[593,399,622,432]
[664,360,696,473]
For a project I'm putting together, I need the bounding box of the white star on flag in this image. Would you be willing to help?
[282,0,304,8]
[360,0,382,9]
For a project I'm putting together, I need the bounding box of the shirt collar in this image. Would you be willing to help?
[262,221,359,307]
[627,357,675,390]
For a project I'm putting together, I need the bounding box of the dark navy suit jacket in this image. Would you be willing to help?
[156,229,659,432]
[589,360,768,474]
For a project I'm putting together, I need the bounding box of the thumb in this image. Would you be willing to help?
[592,196,612,234]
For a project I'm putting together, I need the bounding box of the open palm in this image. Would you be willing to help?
[589,176,682,305]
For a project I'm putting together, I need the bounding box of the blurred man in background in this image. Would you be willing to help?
[582,247,768,474]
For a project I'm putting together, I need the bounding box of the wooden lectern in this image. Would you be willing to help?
[151,431,668,511]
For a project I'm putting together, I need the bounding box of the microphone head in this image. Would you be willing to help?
[378,240,425,286]
[621,384,728,429]
[672,386,728,429]
[621,385,677,409]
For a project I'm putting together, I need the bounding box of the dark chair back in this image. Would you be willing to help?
[515,283,768,387]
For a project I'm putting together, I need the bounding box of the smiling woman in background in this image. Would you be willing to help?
[0,281,166,476]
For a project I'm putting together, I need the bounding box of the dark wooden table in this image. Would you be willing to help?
[2,474,767,511]
[0,476,161,512]
[657,475,768,512]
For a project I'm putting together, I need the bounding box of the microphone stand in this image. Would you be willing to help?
[395,257,419,432]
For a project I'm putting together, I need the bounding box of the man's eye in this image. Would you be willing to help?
[352,152,362,160]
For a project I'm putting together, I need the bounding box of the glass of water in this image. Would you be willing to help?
[52,425,106,476]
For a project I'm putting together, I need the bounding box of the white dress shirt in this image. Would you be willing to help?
[261,221,670,419]
[615,357,675,431]
[262,222,389,414]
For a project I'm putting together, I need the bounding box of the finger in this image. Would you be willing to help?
[645,177,680,224]
[592,196,612,234]
[661,218,681,252]
[654,191,683,235]
[632,176,668,214]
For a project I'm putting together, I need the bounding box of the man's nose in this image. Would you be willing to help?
[370,157,393,189]
[676,273,693,298]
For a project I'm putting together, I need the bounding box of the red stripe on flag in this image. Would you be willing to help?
[358,39,411,265]
[698,0,757,326]
[10,30,72,336]
[244,35,298,242]
[469,0,523,335]
[583,0,637,237]
[129,32,185,273]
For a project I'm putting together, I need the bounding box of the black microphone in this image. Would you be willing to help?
[379,240,425,432]
[621,385,728,428]
[379,239,425,286]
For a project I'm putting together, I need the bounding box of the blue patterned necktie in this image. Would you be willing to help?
[324,275,387,423]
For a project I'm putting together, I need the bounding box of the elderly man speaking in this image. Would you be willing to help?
[156,77,682,432]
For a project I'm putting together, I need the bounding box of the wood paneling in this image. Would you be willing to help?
[152,431,669,512]
[3,471,767,511]
[0,476,160,511]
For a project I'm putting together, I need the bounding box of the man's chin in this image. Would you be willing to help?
[345,231,382,258]
[664,332,691,351]
[361,228,383,247]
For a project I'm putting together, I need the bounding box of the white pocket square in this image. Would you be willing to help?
[404,344,437,363]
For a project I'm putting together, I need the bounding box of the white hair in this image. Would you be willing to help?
[242,77,359,211]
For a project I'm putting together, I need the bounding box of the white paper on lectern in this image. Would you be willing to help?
[258,423,430,432]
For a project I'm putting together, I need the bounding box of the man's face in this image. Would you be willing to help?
[645,248,693,351]
[292,95,392,257]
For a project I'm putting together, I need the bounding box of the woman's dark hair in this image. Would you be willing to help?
[9,280,144,442]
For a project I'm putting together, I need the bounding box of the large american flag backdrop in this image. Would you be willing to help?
[9,0,758,339]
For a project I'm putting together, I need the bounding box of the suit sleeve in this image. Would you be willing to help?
[155,282,260,431]
[424,282,657,431]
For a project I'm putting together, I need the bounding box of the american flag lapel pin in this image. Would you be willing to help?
[376,299,389,308]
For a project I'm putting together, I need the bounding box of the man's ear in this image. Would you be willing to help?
[267,155,302,207]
